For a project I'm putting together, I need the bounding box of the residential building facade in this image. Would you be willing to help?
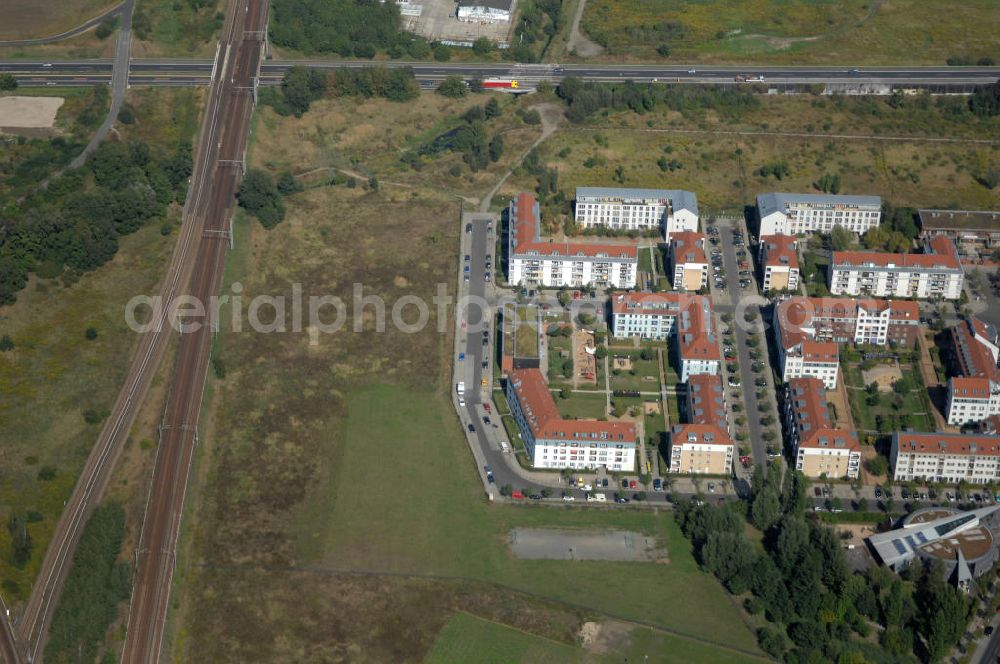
[506,368,637,471]
[669,231,708,291]
[783,377,860,479]
[758,234,800,292]
[891,432,1000,484]
[574,187,699,241]
[918,209,1000,249]
[668,424,734,475]
[508,193,638,289]
[756,193,882,237]
[829,236,965,300]
[611,292,683,341]
[946,377,1000,427]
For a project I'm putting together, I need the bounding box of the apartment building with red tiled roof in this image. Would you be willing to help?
[891,431,1000,484]
[783,377,861,479]
[758,234,800,293]
[506,368,637,471]
[669,231,708,292]
[830,235,965,299]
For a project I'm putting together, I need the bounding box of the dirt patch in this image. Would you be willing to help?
[583,619,633,654]
[613,356,632,371]
[566,0,604,57]
[572,329,597,386]
[643,400,660,415]
[510,528,666,562]
[862,361,902,392]
[0,96,64,130]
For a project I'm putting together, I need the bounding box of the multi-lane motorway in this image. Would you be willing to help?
[2,59,998,89]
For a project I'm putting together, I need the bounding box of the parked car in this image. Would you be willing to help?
[814,487,822,497]
[601,478,609,487]
[465,223,472,233]
[621,479,629,489]
[562,494,575,501]
[467,423,476,433]
[653,478,662,491]
[874,487,883,499]
[708,483,716,493]
[458,352,465,361]
[629,480,637,489]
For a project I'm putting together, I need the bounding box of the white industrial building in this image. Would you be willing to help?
[574,187,699,241]
[456,0,514,22]
[756,192,882,237]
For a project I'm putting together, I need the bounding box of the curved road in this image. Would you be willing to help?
[0,1,125,46]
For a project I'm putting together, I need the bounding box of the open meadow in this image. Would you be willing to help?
[581,0,1000,65]
[0,0,118,41]
[167,91,763,662]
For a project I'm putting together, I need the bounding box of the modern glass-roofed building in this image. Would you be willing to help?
[867,506,999,587]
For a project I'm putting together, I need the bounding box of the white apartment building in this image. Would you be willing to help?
[779,339,840,389]
[508,193,638,289]
[668,424,734,475]
[611,292,682,341]
[758,234,800,292]
[947,377,1000,427]
[669,231,708,291]
[756,193,882,237]
[575,187,699,241]
[830,236,964,300]
[610,292,719,381]
[891,432,1000,485]
[506,368,637,471]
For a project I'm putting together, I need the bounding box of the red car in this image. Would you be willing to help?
[483,403,491,413]
[629,480,637,489]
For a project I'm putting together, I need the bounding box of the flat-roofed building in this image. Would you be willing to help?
[669,231,708,291]
[668,424,734,474]
[758,234,800,292]
[918,209,1000,248]
[830,236,965,300]
[508,193,638,289]
[891,432,1000,484]
[506,368,637,471]
[574,187,699,241]
[756,192,882,237]
[686,374,728,432]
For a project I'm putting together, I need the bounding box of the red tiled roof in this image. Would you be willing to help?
[950,376,995,398]
[678,296,720,361]
[687,374,727,429]
[896,432,1000,457]
[801,340,839,363]
[774,296,918,349]
[508,368,636,441]
[511,193,637,260]
[760,234,799,270]
[788,376,832,433]
[832,235,960,270]
[671,231,707,265]
[670,423,733,446]
[950,324,1000,382]
[799,428,860,451]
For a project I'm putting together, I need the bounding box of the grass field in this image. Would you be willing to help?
[0,88,199,601]
[131,0,224,58]
[0,0,118,40]
[555,390,608,419]
[169,92,761,662]
[842,360,936,432]
[581,0,1000,64]
[496,93,1000,213]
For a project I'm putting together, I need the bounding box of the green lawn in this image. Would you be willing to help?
[555,390,608,419]
[426,612,764,664]
[842,361,936,432]
[609,352,662,392]
[580,0,1000,65]
[301,384,758,654]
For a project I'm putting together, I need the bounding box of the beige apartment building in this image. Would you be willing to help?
[668,424,734,474]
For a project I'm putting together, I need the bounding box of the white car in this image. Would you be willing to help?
[582,484,593,491]
[562,495,575,501]
[458,397,466,407]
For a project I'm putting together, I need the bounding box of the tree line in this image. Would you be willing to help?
[269,0,401,58]
[555,77,759,123]
[0,138,191,305]
[677,465,971,663]
[45,503,130,664]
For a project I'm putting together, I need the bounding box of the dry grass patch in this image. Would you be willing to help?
[0,0,118,40]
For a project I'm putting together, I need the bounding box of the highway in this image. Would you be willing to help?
[2,59,998,89]
[120,0,267,659]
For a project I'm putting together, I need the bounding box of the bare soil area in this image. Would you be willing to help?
[0,96,64,130]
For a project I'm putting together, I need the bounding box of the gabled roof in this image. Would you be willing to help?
[508,368,636,442]
[760,234,799,270]
[799,428,860,451]
[950,323,1000,383]
[774,296,918,349]
[894,431,1000,457]
[949,376,997,399]
[687,374,727,430]
[510,193,638,260]
[832,235,961,271]
[677,296,720,362]
[757,192,882,217]
[577,187,698,215]
[670,423,732,447]
[671,231,707,265]
[787,377,832,434]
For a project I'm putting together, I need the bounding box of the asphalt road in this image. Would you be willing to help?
[711,218,777,474]
[2,59,998,89]
[120,0,267,660]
